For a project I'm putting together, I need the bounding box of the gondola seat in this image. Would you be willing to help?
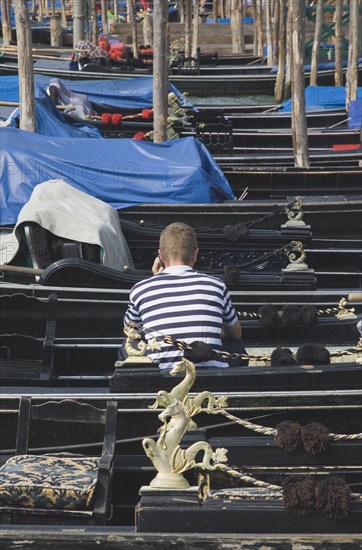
[0,293,57,383]
[23,222,102,270]
[0,455,99,510]
[0,398,118,525]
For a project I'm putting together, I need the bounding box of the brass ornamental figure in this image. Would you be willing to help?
[149,358,228,430]
[143,400,228,489]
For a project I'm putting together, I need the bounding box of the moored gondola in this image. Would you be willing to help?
[1,290,361,385]
[1,359,361,541]
[2,53,361,96]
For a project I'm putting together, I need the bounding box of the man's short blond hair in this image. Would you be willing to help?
[159,223,198,264]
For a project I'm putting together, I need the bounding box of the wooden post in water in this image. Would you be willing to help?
[220,0,225,19]
[191,0,200,58]
[50,13,62,46]
[73,0,85,46]
[230,0,244,54]
[274,0,286,103]
[13,0,36,132]
[143,11,153,46]
[265,0,273,64]
[153,0,168,143]
[213,0,218,23]
[184,0,192,58]
[273,0,280,61]
[179,0,185,23]
[334,0,343,86]
[38,0,44,21]
[252,0,258,54]
[310,0,323,86]
[60,0,67,27]
[127,0,139,59]
[1,0,12,47]
[240,0,245,54]
[113,0,118,21]
[101,0,108,34]
[346,0,360,111]
[90,0,98,43]
[290,0,309,168]
[255,0,264,56]
[284,0,292,99]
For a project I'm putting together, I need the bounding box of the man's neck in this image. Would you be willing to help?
[164,260,193,268]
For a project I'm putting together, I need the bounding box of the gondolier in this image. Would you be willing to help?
[123,222,246,370]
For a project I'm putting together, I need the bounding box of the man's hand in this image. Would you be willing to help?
[152,256,165,275]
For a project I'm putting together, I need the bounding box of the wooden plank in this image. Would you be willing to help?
[0,359,43,380]
[1,526,362,549]
[136,493,362,534]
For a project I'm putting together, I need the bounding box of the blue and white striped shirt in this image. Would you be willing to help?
[124,265,238,371]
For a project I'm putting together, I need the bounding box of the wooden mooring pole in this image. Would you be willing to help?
[346,0,361,111]
[1,0,12,47]
[50,14,63,47]
[73,0,85,46]
[290,0,310,168]
[310,0,323,86]
[274,0,286,103]
[334,0,343,86]
[13,0,36,132]
[127,0,139,59]
[153,0,169,143]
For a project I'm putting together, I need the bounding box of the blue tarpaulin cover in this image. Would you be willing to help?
[3,88,101,138]
[0,75,192,110]
[272,58,362,74]
[0,130,234,225]
[280,85,362,112]
[349,100,362,129]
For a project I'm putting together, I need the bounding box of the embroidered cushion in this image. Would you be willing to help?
[0,455,99,510]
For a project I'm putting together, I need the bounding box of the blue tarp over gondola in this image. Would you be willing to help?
[280,85,362,112]
[0,75,192,110]
[0,129,234,225]
[1,88,101,138]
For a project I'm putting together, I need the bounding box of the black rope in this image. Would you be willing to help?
[119,204,286,238]
[229,243,290,270]
[225,204,285,236]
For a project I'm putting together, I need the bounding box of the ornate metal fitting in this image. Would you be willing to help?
[116,324,160,365]
[335,298,356,320]
[166,125,180,140]
[285,196,306,227]
[285,241,308,271]
[148,359,228,430]
[143,400,228,489]
[167,92,187,119]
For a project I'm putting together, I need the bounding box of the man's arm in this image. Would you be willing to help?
[221,321,241,341]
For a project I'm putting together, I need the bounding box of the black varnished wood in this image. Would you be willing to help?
[1,526,361,550]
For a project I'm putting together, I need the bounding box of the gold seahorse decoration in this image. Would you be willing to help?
[149,358,228,430]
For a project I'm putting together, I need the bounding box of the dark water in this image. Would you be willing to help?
[189,93,276,106]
